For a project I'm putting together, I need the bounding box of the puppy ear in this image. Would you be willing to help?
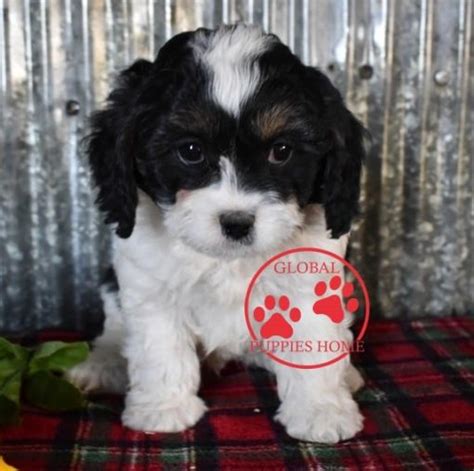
[306,69,367,238]
[87,59,152,238]
[323,105,367,238]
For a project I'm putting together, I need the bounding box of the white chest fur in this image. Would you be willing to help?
[113,194,349,355]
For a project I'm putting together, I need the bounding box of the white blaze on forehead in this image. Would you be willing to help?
[216,156,280,207]
[219,156,239,190]
[194,25,276,116]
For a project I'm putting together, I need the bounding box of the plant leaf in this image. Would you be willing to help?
[0,338,29,426]
[0,379,21,426]
[0,337,29,362]
[23,371,86,412]
[28,341,89,375]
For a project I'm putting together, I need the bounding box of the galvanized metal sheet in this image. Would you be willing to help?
[0,0,472,330]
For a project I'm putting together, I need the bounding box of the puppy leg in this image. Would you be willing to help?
[345,363,364,393]
[274,360,363,443]
[67,287,127,393]
[121,307,206,433]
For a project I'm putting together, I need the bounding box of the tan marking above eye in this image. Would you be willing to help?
[254,104,296,141]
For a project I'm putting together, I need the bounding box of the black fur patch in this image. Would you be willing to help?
[87,27,366,239]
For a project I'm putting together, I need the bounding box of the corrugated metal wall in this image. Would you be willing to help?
[0,0,472,331]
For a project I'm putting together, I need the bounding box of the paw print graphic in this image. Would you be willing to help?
[253,295,301,339]
[313,275,359,324]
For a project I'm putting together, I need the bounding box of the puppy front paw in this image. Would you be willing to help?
[122,395,207,433]
[276,395,363,444]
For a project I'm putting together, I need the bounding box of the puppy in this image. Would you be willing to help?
[68,24,366,444]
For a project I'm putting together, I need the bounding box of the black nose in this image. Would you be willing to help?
[219,211,255,241]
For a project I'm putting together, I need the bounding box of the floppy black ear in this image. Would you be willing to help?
[323,105,366,238]
[87,59,152,238]
[306,68,367,238]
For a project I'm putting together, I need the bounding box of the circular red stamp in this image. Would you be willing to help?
[244,247,370,369]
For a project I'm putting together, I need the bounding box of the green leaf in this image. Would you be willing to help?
[0,338,29,426]
[0,337,30,362]
[0,374,21,425]
[0,338,89,424]
[23,371,86,412]
[28,341,89,375]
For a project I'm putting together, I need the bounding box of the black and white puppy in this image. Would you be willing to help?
[68,24,367,443]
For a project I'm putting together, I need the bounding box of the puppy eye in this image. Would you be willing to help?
[268,143,293,165]
[178,142,204,164]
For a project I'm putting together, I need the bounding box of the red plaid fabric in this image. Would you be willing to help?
[1,317,473,470]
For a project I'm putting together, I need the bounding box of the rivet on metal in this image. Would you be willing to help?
[65,100,81,115]
[434,70,449,86]
[359,64,374,80]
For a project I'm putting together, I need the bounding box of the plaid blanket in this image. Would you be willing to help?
[1,317,473,470]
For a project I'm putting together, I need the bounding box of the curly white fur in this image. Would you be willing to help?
[68,186,364,443]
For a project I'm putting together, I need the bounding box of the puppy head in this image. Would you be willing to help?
[88,25,366,258]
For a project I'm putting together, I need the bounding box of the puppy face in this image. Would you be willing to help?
[88,25,366,258]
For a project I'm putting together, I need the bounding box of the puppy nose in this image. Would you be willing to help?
[219,211,255,241]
